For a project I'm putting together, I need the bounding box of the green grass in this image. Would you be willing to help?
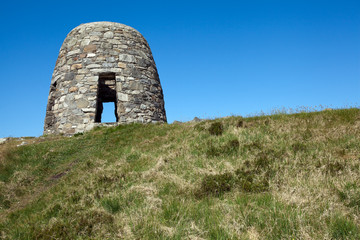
[330,214,360,240]
[0,108,360,239]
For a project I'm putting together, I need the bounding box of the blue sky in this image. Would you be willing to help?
[0,0,359,137]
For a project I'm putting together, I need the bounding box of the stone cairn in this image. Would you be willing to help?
[44,22,166,135]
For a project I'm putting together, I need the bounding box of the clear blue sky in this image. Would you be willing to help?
[0,0,359,137]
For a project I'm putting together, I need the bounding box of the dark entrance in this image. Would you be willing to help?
[95,73,118,123]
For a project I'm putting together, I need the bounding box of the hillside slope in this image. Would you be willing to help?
[1,109,360,239]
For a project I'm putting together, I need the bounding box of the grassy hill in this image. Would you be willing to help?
[1,108,359,239]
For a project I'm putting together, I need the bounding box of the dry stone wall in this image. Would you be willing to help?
[44,22,166,135]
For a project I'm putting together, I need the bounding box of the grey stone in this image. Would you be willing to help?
[189,117,203,123]
[129,82,143,91]
[118,93,129,101]
[89,31,102,36]
[75,75,85,81]
[81,39,91,47]
[67,49,81,56]
[0,138,7,145]
[101,42,112,49]
[82,108,96,112]
[119,54,136,63]
[104,31,114,38]
[108,39,121,44]
[86,76,98,82]
[64,72,75,81]
[106,57,116,62]
[17,141,27,147]
[79,87,88,94]
[102,62,114,68]
[86,64,101,69]
[67,38,77,48]
[90,36,100,41]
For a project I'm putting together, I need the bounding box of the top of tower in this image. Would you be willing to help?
[68,21,142,36]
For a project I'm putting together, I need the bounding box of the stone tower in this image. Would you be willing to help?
[44,22,166,135]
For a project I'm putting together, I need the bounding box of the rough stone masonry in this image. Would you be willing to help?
[44,22,167,135]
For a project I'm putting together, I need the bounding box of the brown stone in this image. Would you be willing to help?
[80,54,86,58]
[118,62,126,68]
[97,56,106,61]
[75,75,84,81]
[83,44,97,53]
[71,64,82,70]
[69,87,78,92]
[117,103,125,114]
[76,99,89,108]
[66,128,76,134]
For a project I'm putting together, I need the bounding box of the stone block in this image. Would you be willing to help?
[116,76,125,82]
[104,31,114,38]
[102,62,114,68]
[64,72,75,81]
[81,39,91,47]
[75,74,85,81]
[74,94,84,100]
[77,69,88,74]
[71,64,82,70]
[81,108,96,113]
[86,64,101,69]
[108,68,123,73]
[118,93,129,101]
[67,49,81,56]
[67,59,74,65]
[67,38,77,48]
[79,87,88,94]
[86,76,98,82]
[89,31,102,36]
[108,39,121,44]
[118,62,126,68]
[129,82,143,91]
[69,87,78,92]
[119,54,136,63]
[101,42,112,49]
[106,57,116,62]
[83,44,97,53]
[76,99,89,108]
[116,82,122,91]
[90,36,100,41]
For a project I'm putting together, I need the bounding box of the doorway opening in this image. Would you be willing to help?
[95,73,118,123]
[101,102,117,122]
